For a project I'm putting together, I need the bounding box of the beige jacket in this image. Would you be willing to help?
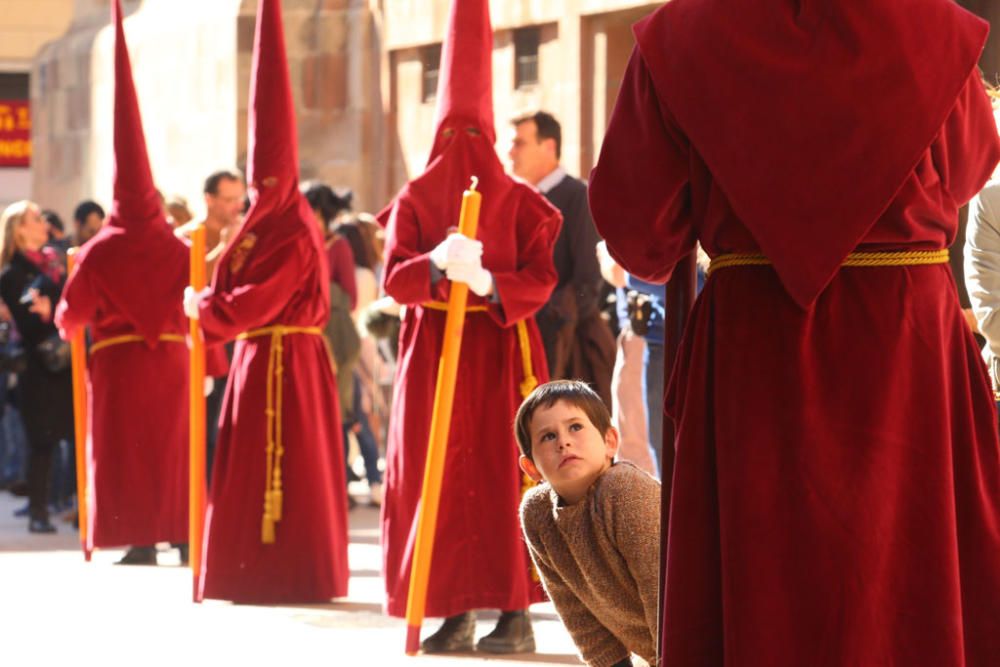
[964,179,1000,394]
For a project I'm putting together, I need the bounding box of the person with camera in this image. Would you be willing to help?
[0,200,73,534]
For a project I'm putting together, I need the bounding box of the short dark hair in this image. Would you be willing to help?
[203,169,244,196]
[301,181,353,225]
[73,200,105,225]
[512,110,562,159]
[41,209,64,233]
[514,380,612,461]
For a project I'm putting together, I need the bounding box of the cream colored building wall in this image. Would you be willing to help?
[0,0,74,66]
[88,0,242,215]
[33,0,242,221]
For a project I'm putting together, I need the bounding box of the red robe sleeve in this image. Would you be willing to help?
[198,233,312,345]
[589,47,697,285]
[488,188,561,327]
[932,70,1000,208]
[55,262,99,340]
[382,194,437,306]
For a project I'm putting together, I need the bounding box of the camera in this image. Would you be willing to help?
[626,290,654,337]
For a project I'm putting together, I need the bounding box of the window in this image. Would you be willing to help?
[0,73,29,100]
[514,27,541,89]
[421,44,442,103]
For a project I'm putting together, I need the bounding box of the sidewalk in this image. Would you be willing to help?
[0,490,583,666]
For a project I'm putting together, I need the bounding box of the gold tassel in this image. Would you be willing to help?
[261,513,275,544]
[271,488,283,522]
[516,321,537,398]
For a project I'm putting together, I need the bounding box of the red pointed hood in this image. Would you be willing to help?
[214,0,329,306]
[107,0,164,231]
[60,0,189,346]
[381,0,510,237]
[634,0,990,308]
[241,0,301,233]
[427,0,495,162]
[380,0,561,315]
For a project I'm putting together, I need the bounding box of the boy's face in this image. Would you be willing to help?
[519,400,619,505]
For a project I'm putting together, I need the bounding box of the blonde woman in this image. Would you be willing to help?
[0,201,73,534]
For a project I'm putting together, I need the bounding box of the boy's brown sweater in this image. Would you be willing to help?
[520,461,660,667]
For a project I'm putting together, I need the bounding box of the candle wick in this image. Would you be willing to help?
[469,176,479,192]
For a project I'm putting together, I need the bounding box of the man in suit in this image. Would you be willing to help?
[509,111,613,404]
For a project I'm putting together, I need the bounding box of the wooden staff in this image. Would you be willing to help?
[657,251,696,661]
[67,248,91,562]
[188,225,207,601]
[405,177,482,655]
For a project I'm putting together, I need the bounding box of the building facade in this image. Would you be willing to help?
[0,0,72,209]
[21,1,1000,222]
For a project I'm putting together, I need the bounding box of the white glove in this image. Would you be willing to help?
[446,261,493,297]
[184,286,211,320]
[204,376,215,397]
[430,233,483,271]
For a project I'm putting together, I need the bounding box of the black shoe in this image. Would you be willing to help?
[115,546,158,566]
[420,612,476,654]
[7,480,29,497]
[476,610,535,654]
[28,518,56,534]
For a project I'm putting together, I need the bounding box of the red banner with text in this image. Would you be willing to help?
[0,100,31,168]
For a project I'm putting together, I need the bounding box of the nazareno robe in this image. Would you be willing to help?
[195,0,348,604]
[57,265,189,549]
[54,0,190,549]
[195,200,350,604]
[380,138,561,618]
[590,4,1000,665]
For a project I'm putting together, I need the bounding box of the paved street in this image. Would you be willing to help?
[0,490,583,667]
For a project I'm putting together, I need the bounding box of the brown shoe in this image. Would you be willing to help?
[476,610,535,654]
[420,612,476,653]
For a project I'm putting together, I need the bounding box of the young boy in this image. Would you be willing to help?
[516,380,660,667]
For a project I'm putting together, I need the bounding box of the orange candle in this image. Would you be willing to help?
[404,177,482,655]
[67,248,91,562]
[188,225,207,601]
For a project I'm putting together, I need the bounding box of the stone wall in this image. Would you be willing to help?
[31,0,380,221]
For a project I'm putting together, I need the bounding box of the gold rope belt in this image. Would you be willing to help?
[422,300,541,582]
[707,249,949,277]
[236,325,324,544]
[421,301,538,397]
[89,333,186,354]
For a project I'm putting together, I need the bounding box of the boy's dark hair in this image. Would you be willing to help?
[511,110,562,159]
[73,200,105,225]
[514,380,612,460]
[203,169,244,195]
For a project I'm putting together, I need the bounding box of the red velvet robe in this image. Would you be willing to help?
[380,160,561,618]
[591,41,1000,667]
[56,264,189,549]
[196,201,349,603]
